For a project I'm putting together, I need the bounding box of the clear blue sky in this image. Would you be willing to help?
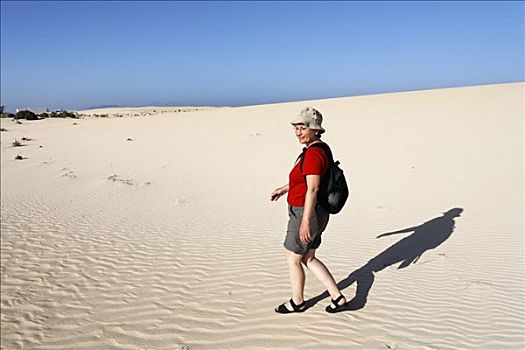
[1,1,523,112]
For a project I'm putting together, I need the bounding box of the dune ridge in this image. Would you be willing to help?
[76,106,223,118]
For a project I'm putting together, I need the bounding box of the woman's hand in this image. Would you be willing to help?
[299,221,312,244]
[270,185,289,201]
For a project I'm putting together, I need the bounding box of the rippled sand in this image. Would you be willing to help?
[1,83,523,349]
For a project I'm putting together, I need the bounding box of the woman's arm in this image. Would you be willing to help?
[376,225,419,238]
[270,184,289,201]
[299,175,321,244]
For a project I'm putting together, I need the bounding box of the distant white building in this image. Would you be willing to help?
[16,107,49,114]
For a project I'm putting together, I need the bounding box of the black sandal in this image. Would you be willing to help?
[325,294,347,313]
[275,298,306,314]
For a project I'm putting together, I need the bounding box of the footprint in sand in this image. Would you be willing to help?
[172,198,189,206]
[62,168,77,179]
[106,174,135,186]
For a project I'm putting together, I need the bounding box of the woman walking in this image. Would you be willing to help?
[271,107,348,313]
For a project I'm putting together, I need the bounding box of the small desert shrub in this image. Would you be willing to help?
[15,154,25,160]
[0,128,7,131]
[21,136,32,141]
[15,110,39,120]
[12,139,23,147]
[42,110,78,119]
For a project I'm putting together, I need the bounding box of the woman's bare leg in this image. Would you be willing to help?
[283,249,306,310]
[302,249,347,306]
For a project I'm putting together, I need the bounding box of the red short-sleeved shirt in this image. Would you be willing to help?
[287,146,329,207]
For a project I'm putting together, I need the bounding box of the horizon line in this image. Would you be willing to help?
[3,80,523,113]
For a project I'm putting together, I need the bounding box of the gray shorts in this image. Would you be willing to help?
[284,204,330,255]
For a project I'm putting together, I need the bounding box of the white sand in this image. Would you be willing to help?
[1,82,523,349]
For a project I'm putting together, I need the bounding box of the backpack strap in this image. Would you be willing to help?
[311,142,334,163]
[296,147,308,165]
[299,142,333,174]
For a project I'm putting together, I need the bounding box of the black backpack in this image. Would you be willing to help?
[299,142,349,214]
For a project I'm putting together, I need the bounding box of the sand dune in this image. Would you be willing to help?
[1,82,523,349]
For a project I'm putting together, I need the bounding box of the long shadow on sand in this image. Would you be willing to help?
[306,208,464,311]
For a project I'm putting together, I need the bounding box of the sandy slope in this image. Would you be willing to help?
[1,83,523,349]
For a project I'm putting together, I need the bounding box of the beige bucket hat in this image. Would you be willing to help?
[290,107,326,134]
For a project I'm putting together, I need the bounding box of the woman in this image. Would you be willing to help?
[271,107,348,314]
